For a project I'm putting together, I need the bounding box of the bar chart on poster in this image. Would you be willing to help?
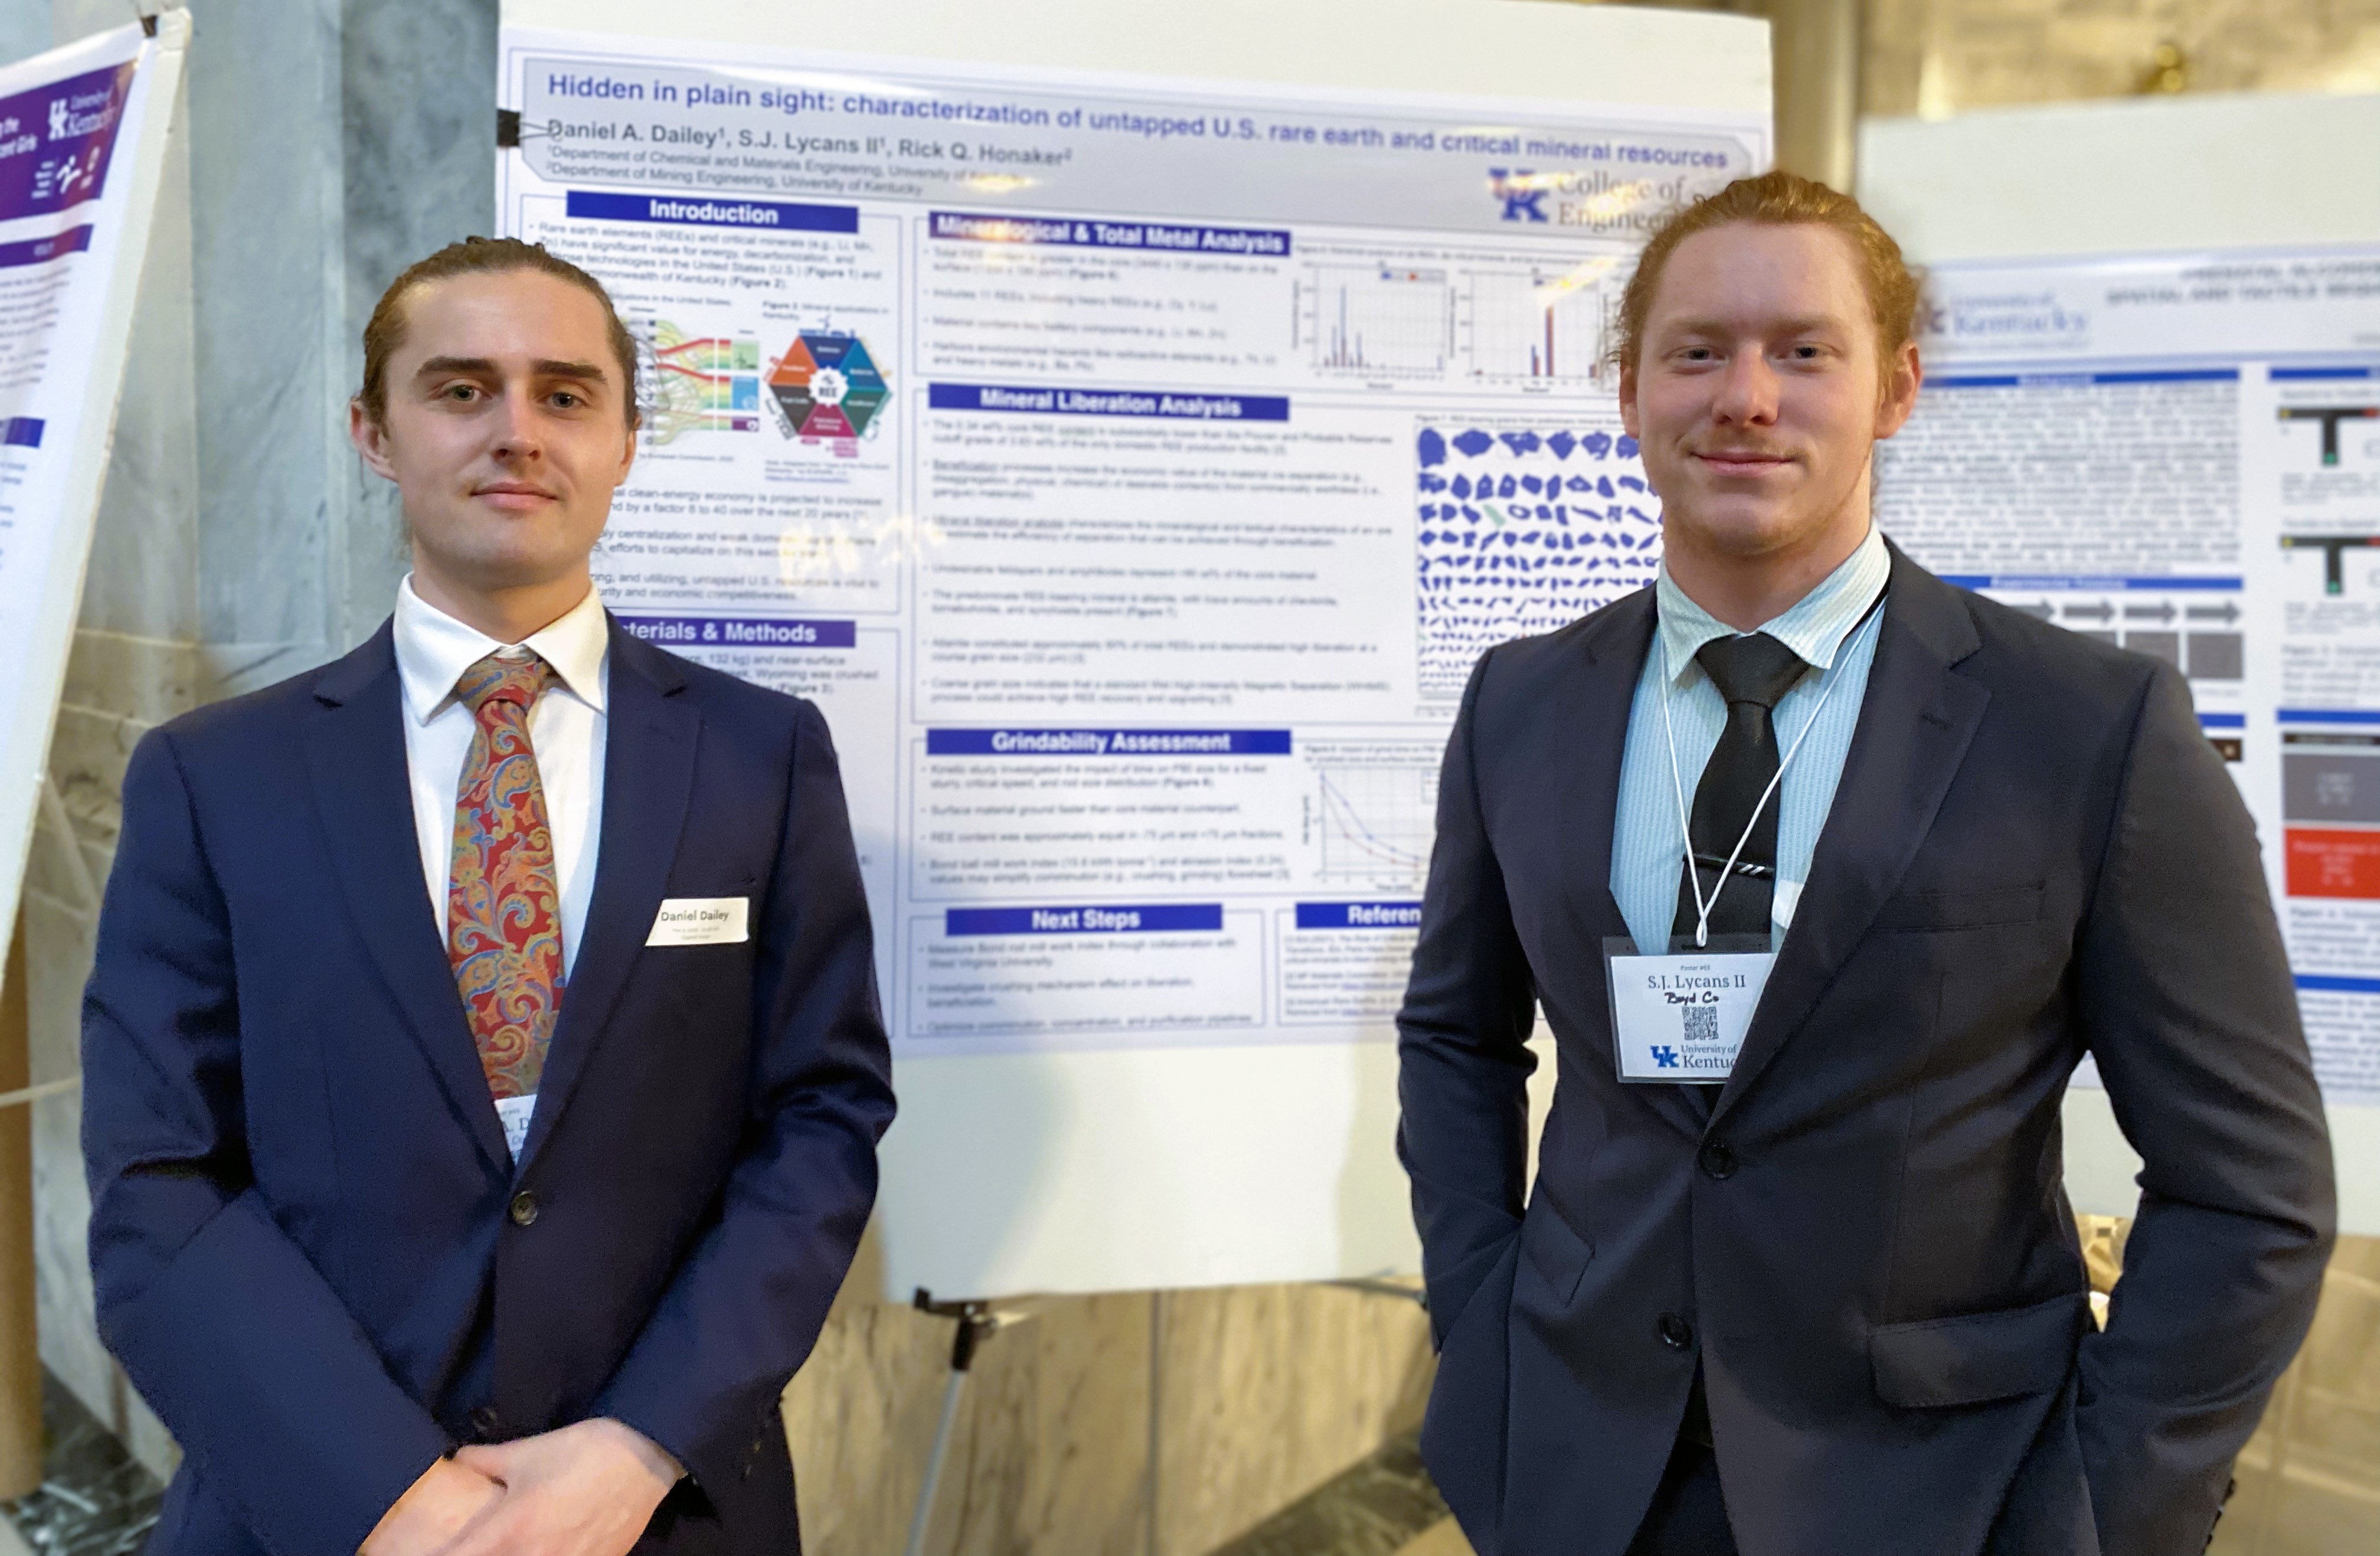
[499,0,1770,1295]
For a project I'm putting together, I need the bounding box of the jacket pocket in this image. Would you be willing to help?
[1518,1192,1594,1306]
[1871,1292,2085,1408]
[1872,883,2045,933]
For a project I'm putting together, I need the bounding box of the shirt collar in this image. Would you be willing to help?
[1653,524,1889,688]
[392,576,610,727]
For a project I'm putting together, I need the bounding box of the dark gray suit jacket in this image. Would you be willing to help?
[1397,544,2335,1556]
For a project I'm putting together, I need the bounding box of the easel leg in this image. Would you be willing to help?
[0,907,41,1498]
[904,1290,1001,1556]
[903,1364,967,1556]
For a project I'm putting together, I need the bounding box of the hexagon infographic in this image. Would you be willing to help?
[767,331,888,440]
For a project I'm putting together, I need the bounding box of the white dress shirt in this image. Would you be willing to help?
[391,576,610,1153]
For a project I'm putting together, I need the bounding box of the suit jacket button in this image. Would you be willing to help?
[509,1190,540,1227]
[1698,1140,1738,1180]
[468,1405,502,1439]
[1658,1313,1695,1351]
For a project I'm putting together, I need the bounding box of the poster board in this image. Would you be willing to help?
[498,0,1770,1296]
[1861,93,2380,1237]
[0,15,188,992]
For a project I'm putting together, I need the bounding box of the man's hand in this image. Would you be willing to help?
[443,1418,682,1556]
[359,1457,503,1556]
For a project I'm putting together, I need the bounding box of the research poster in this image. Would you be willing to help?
[1877,247,2380,1104]
[498,27,1761,1055]
[0,17,184,959]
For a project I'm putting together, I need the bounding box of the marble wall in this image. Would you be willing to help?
[18,0,498,1482]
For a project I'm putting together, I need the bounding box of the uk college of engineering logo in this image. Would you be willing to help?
[1489,168,1547,223]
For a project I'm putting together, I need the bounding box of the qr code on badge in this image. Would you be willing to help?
[1681,1004,1719,1043]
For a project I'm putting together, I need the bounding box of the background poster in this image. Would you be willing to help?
[0,17,187,973]
[502,32,1753,1059]
[499,17,1767,1292]
[1879,246,2380,1106]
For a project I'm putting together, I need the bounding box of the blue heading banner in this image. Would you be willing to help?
[2272,365,2377,381]
[929,210,1291,257]
[565,190,858,232]
[1294,901,1424,930]
[2296,973,2380,995]
[0,417,40,448]
[616,616,856,649]
[2279,709,2380,726]
[927,728,1292,756]
[1940,574,2242,591]
[929,383,1289,422]
[947,904,1225,936]
[1930,368,2240,390]
[0,225,88,270]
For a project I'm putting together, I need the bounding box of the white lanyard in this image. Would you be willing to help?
[1659,596,1886,948]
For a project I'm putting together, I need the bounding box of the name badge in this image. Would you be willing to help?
[646,897,750,947]
[496,1094,535,1160]
[1603,935,1774,1083]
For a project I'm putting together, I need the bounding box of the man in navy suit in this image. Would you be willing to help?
[1398,174,2335,1556]
[82,237,895,1554]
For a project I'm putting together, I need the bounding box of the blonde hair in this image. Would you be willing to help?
[1612,170,1921,375]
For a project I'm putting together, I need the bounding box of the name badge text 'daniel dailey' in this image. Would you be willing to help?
[646,897,750,947]
[1603,936,1775,1083]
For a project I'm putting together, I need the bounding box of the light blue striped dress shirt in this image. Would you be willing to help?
[1610,525,1891,954]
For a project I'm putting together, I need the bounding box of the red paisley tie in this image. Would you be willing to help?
[446,652,565,1110]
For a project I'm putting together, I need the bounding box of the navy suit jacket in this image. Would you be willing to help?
[82,617,895,1555]
[1398,547,2336,1556]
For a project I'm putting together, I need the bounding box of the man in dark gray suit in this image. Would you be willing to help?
[1397,170,2335,1556]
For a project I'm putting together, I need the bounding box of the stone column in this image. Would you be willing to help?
[1770,0,1861,189]
[25,0,497,1480]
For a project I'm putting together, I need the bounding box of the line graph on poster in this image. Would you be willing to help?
[768,328,890,455]
[1301,740,1441,891]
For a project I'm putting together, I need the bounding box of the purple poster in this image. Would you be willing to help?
[0,61,135,223]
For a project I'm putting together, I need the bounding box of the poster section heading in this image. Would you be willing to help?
[928,383,1287,422]
[564,189,856,233]
[517,44,1756,235]
[929,210,1289,257]
[927,729,1292,757]
[1295,902,1424,930]
[618,615,856,649]
[949,904,1225,936]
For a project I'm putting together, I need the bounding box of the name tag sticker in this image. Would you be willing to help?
[1603,935,1775,1083]
[495,1094,535,1160]
[646,897,750,947]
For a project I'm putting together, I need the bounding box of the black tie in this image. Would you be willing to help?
[1670,632,1810,944]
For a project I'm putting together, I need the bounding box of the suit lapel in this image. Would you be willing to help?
[1561,593,1712,1139]
[515,623,700,1171]
[1711,548,1989,1127]
[306,625,511,1173]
